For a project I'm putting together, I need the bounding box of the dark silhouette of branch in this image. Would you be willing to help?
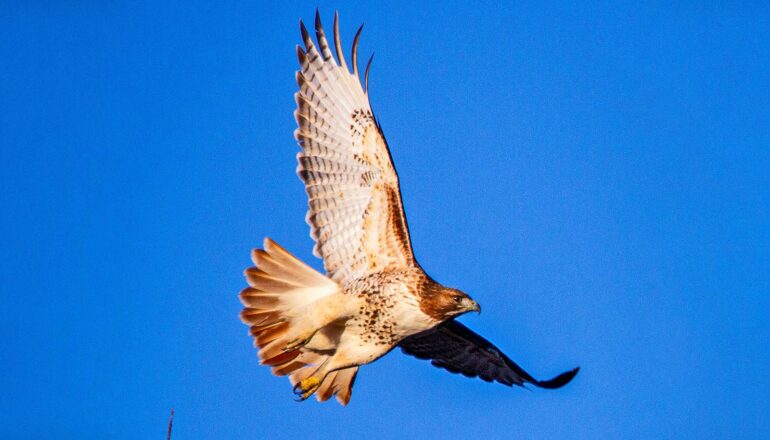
[167,408,175,440]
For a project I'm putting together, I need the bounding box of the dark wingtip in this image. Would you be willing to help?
[351,23,364,78]
[299,19,312,50]
[314,8,322,34]
[364,53,374,93]
[532,366,580,389]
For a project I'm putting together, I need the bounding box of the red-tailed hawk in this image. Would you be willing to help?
[239,11,579,405]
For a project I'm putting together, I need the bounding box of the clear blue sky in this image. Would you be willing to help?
[2,2,769,439]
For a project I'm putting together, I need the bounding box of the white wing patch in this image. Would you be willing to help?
[294,13,414,283]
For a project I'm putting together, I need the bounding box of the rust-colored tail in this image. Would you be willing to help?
[239,237,358,405]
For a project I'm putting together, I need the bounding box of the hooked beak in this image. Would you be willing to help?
[467,299,481,314]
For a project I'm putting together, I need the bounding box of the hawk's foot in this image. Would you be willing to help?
[293,376,322,401]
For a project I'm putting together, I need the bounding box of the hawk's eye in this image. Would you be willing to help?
[452,295,462,303]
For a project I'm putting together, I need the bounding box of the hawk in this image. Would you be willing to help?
[239,11,579,405]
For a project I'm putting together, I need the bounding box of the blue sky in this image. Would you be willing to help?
[1,1,769,438]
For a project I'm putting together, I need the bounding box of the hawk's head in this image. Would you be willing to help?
[419,280,480,321]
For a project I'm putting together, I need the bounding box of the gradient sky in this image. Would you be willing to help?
[2,1,769,439]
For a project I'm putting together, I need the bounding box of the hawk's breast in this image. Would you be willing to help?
[343,269,438,351]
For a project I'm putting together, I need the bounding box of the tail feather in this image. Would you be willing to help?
[313,366,359,405]
[244,267,300,291]
[258,335,303,365]
[332,367,358,406]
[316,370,339,402]
[240,237,357,405]
[239,288,280,309]
[241,309,282,328]
[255,321,289,348]
[272,360,305,376]
[252,240,329,286]
[262,349,301,367]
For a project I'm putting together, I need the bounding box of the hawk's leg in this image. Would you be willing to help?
[293,329,388,401]
[284,329,318,352]
[292,353,352,401]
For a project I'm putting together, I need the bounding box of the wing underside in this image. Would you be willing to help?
[399,320,580,389]
[294,12,415,284]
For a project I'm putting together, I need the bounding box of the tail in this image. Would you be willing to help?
[238,237,358,405]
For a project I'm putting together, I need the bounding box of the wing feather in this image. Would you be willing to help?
[333,12,348,72]
[314,10,335,62]
[399,320,580,389]
[295,13,415,283]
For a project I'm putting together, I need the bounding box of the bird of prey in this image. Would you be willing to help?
[239,11,579,405]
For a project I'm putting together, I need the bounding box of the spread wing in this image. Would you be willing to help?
[293,12,415,284]
[399,320,580,389]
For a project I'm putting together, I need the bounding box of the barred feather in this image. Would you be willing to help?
[295,12,415,284]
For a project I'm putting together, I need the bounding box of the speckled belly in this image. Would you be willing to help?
[339,271,438,364]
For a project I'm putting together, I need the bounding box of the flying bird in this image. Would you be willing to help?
[239,11,579,405]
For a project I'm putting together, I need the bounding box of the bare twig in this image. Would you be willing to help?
[167,408,175,440]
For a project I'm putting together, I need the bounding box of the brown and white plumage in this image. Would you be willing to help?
[239,11,578,406]
[295,12,413,284]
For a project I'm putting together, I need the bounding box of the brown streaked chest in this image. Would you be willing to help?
[343,270,437,346]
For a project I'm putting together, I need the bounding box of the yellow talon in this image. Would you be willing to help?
[293,376,322,401]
